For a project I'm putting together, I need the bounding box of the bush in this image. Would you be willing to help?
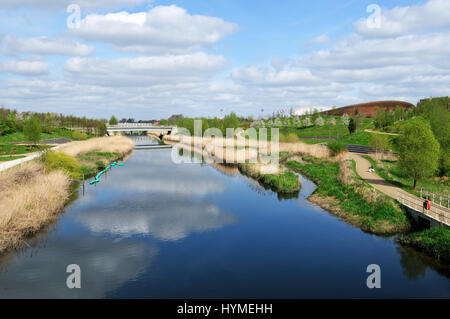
[42,151,81,179]
[328,140,346,156]
[72,130,88,140]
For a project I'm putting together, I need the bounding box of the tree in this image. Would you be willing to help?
[315,116,324,127]
[44,114,54,133]
[0,117,8,136]
[369,134,391,158]
[303,117,312,127]
[109,116,118,125]
[23,115,42,144]
[223,112,240,130]
[397,118,440,189]
[348,118,356,134]
[341,113,350,126]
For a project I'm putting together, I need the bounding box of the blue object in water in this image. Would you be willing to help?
[89,161,123,185]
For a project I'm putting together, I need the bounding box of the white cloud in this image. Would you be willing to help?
[71,5,238,54]
[0,35,94,56]
[231,66,326,87]
[0,59,48,75]
[0,0,153,11]
[64,53,227,86]
[310,34,330,44]
[355,0,450,37]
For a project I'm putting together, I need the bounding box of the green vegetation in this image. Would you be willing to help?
[397,118,440,189]
[76,150,122,178]
[238,163,300,194]
[369,134,392,153]
[327,140,347,156]
[399,228,450,265]
[42,151,81,179]
[0,155,26,161]
[286,159,410,234]
[72,130,88,140]
[0,144,52,155]
[23,116,42,144]
[109,115,118,125]
[363,155,449,197]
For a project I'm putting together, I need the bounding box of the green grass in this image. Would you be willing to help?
[76,151,122,179]
[0,128,93,144]
[0,144,52,155]
[238,163,300,194]
[399,228,450,264]
[363,155,450,197]
[286,159,410,234]
[0,155,26,161]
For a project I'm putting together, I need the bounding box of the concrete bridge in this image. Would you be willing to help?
[397,190,449,227]
[106,123,176,138]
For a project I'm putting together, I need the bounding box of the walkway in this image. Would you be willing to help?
[347,153,449,226]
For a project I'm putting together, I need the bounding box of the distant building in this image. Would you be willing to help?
[320,101,414,117]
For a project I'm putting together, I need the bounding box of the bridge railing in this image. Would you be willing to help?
[397,190,449,226]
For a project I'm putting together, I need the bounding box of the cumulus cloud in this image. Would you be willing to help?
[354,0,450,37]
[231,66,326,87]
[0,59,48,75]
[0,35,94,56]
[71,5,238,54]
[64,53,227,86]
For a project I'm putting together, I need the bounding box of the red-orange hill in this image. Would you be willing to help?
[321,101,414,117]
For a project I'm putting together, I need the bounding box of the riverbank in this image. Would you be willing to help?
[238,162,301,194]
[286,156,410,235]
[398,228,450,266]
[0,136,134,254]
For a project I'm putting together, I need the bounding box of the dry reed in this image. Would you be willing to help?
[60,136,134,157]
[0,162,70,253]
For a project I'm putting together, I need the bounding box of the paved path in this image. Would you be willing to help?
[347,153,449,226]
[347,153,400,198]
[364,129,399,136]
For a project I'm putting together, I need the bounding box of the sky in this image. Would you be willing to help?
[0,0,449,120]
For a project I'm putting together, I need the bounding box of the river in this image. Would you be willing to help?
[0,136,448,298]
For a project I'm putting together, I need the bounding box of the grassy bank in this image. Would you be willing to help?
[398,228,450,265]
[286,157,410,234]
[0,136,134,254]
[238,162,300,194]
[363,155,450,197]
[0,155,26,162]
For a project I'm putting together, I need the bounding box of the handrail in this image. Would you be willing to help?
[397,190,449,226]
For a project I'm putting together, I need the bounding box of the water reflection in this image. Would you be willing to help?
[74,193,237,241]
[0,237,155,298]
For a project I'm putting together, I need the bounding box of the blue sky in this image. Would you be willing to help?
[0,0,448,120]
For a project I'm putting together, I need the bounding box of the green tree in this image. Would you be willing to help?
[23,115,42,144]
[348,118,356,134]
[44,114,54,133]
[369,134,391,156]
[0,117,8,136]
[223,112,240,131]
[109,116,118,125]
[397,118,440,189]
[6,113,17,133]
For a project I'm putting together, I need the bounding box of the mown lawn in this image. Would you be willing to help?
[0,128,91,144]
[0,144,52,155]
[0,155,26,161]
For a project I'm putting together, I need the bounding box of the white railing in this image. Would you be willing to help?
[419,188,450,208]
[397,190,449,226]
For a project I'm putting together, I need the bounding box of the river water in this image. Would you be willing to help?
[0,137,448,298]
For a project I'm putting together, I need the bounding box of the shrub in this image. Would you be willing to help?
[72,130,88,140]
[328,140,347,156]
[287,133,300,143]
[42,151,81,179]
